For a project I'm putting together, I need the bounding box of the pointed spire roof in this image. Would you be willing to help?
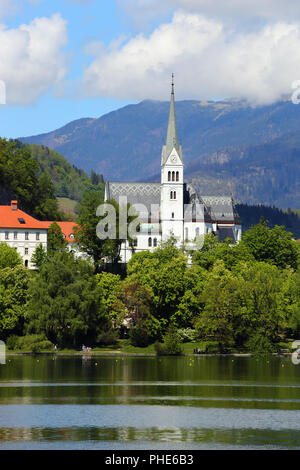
[165,74,180,158]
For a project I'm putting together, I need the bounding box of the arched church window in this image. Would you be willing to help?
[176,172,179,182]
[148,237,152,247]
[174,191,176,199]
[172,212,174,219]
[172,171,175,181]
[153,238,157,247]
[170,191,173,199]
[168,171,171,182]
[185,228,189,241]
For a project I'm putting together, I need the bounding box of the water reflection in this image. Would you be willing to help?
[0,356,299,449]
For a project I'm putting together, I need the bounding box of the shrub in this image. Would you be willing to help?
[6,334,53,352]
[6,335,19,351]
[155,324,183,356]
[130,326,153,347]
[97,329,118,346]
[30,340,53,353]
[177,328,198,343]
[246,332,275,355]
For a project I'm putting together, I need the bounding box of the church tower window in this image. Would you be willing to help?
[168,171,171,182]
[174,191,176,199]
[148,237,152,247]
[176,171,179,181]
[172,171,175,181]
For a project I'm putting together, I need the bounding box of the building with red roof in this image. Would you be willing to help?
[0,201,78,268]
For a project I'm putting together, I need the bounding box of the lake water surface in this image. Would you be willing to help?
[0,355,299,449]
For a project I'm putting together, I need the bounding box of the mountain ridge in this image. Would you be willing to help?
[20,97,300,208]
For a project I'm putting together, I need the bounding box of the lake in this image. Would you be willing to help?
[0,355,299,449]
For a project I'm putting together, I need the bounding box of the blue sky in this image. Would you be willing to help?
[1,0,300,138]
[0,0,141,137]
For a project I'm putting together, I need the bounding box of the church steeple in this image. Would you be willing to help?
[162,75,182,166]
[165,74,179,157]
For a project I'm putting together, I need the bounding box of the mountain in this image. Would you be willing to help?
[20,98,300,208]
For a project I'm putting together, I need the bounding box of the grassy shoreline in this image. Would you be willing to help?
[5,340,292,357]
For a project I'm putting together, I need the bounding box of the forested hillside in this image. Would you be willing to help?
[0,139,61,220]
[236,204,300,239]
[27,144,104,202]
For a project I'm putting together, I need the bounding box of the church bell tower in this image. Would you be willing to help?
[160,75,184,242]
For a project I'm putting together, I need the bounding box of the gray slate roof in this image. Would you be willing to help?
[108,182,161,220]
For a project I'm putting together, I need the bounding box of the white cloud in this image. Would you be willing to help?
[0,13,68,105]
[119,0,300,24]
[82,11,300,105]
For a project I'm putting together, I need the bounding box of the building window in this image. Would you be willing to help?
[172,171,175,182]
[170,191,173,200]
[25,248,28,255]
[24,260,28,268]
[14,232,17,240]
[176,171,179,182]
[153,238,157,247]
[36,232,40,241]
[168,171,171,182]
[25,232,29,240]
[172,212,174,219]
[5,232,9,240]
[185,227,189,241]
[173,191,176,199]
[148,237,152,247]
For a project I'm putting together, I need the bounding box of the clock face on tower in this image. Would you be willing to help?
[171,155,177,163]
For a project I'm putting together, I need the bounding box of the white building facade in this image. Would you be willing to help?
[0,201,79,268]
[105,83,242,262]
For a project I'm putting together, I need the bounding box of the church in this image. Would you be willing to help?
[104,80,242,263]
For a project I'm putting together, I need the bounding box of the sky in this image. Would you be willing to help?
[1,0,300,137]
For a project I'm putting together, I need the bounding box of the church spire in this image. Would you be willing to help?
[165,74,179,158]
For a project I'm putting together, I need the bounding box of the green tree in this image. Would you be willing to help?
[47,222,68,256]
[241,222,299,270]
[127,242,188,325]
[74,191,138,268]
[31,243,48,269]
[27,251,108,348]
[119,277,161,345]
[0,138,61,220]
[74,190,105,266]
[0,242,22,269]
[155,323,183,355]
[0,265,29,340]
[96,272,124,326]
[194,261,236,352]
[193,234,254,271]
